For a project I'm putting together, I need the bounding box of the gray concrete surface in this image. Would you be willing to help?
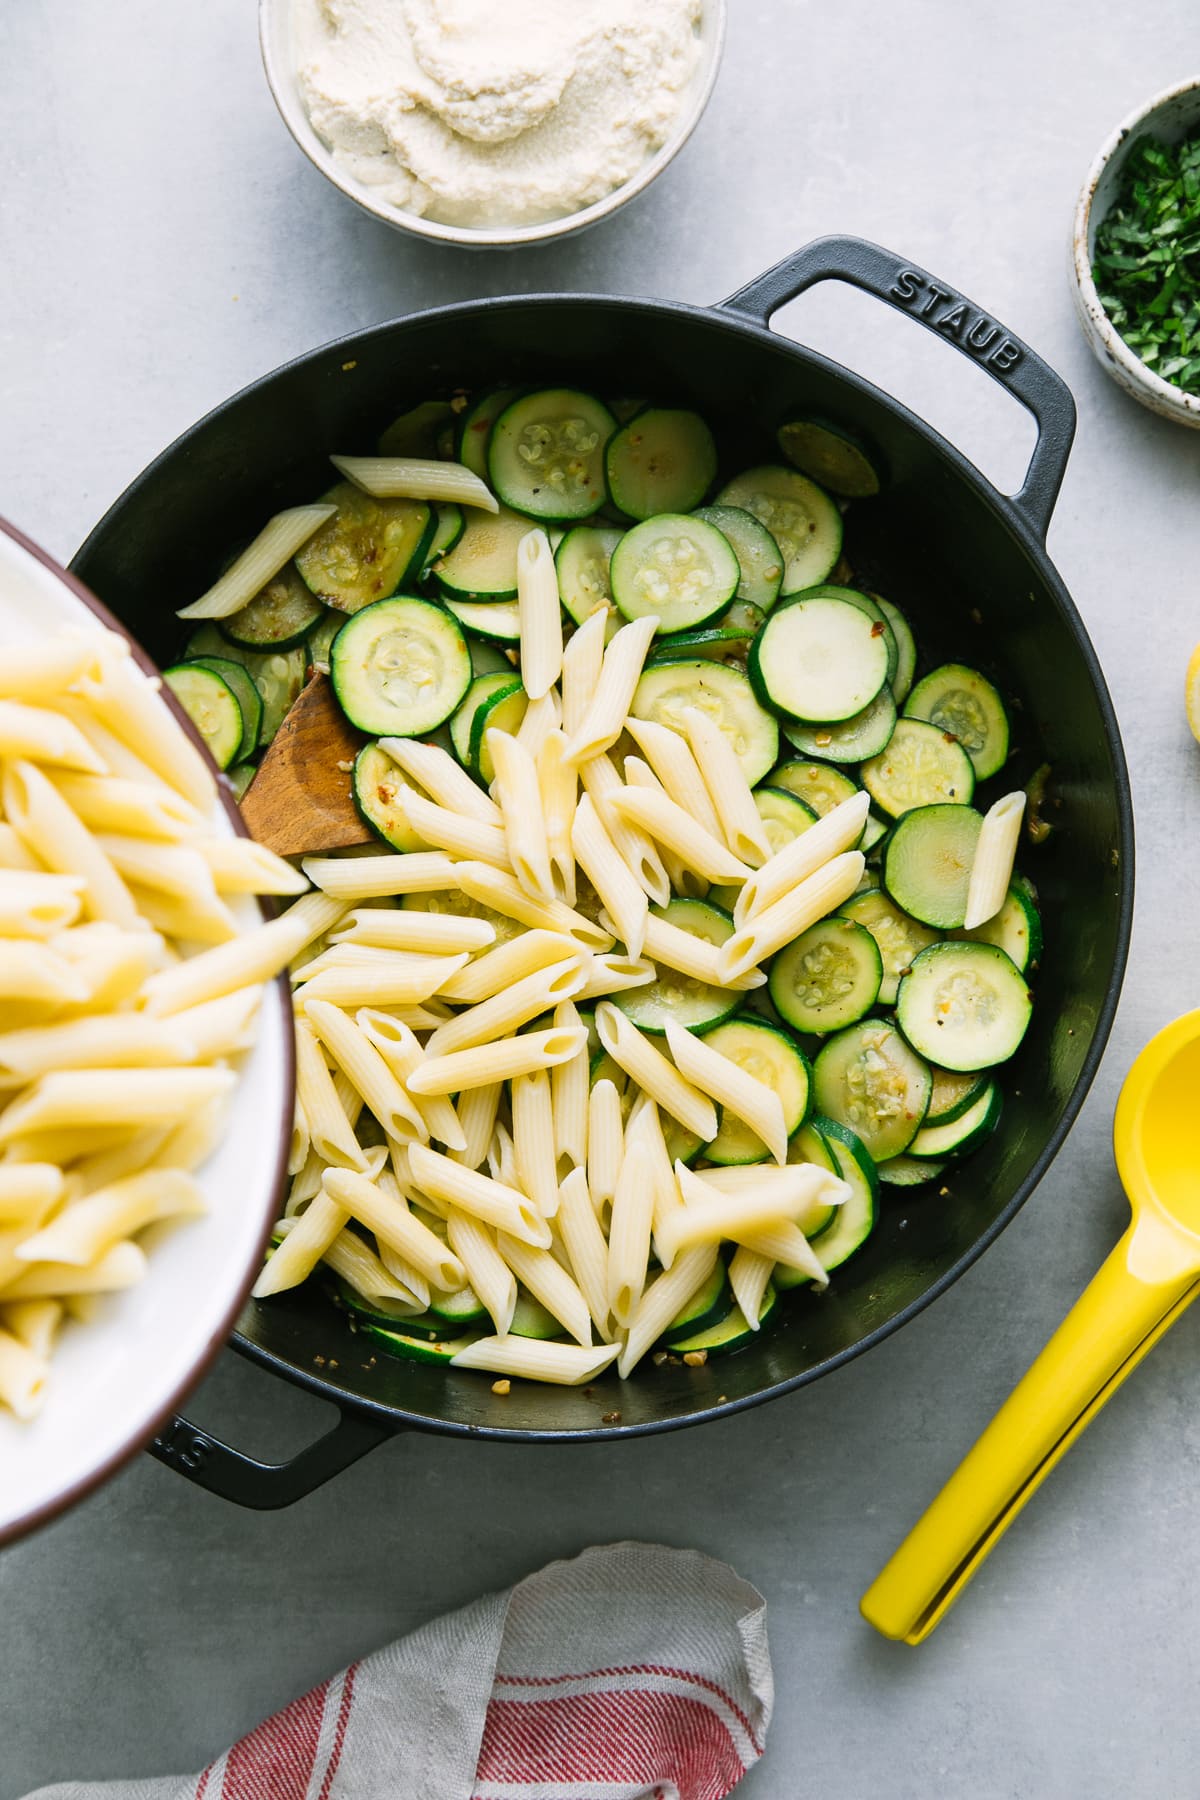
[3,3,1200,1794]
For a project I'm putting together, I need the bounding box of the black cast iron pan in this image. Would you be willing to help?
[72,237,1134,1508]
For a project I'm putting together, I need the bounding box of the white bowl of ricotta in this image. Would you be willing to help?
[261,0,726,247]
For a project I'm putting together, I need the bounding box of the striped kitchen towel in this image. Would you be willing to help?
[24,1541,773,1800]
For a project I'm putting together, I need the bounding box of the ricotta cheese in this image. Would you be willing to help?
[293,0,705,228]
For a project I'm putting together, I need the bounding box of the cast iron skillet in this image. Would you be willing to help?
[73,237,1134,1509]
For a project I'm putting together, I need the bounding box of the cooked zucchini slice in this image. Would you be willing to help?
[631,661,779,787]
[456,386,522,480]
[295,483,434,613]
[184,626,306,748]
[352,743,430,852]
[838,887,941,1006]
[776,417,884,499]
[715,465,842,594]
[750,594,891,723]
[449,672,526,776]
[377,399,456,458]
[304,608,343,675]
[428,1285,488,1329]
[754,786,818,853]
[881,803,984,930]
[444,599,522,643]
[926,1065,992,1126]
[184,656,263,761]
[467,679,529,783]
[861,717,975,816]
[555,524,623,630]
[421,503,466,577]
[162,664,244,770]
[434,503,531,600]
[664,1286,778,1354]
[907,1081,1001,1159]
[488,388,615,521]
[860,812,889,856]
[605,408,717,518]
[329,596,471,737]
[875,595,917,703]
[693,505,784,612]
[768,759,861,818]
[783,687,897,763]
[806,585,898,684]
[361,1324,482,1363]
[877,1154,945,1186]
[769,917,883,1035]
[702,1017,811,1166]
[644,600,765,668]
[904,664,1009,780]
[805,1117,879,1271]
[465,635,515,676]
[664,1259,730,1337]
[610,514,739,634]
[813,1021,931,1160]
[219,562,324,650]
[227,762,257,801]
[953,882,1042,972]
[896,942,1032,1071]
[615,897,742,1036]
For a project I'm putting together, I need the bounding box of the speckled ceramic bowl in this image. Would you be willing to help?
[1072,77,1200,427]
[259,0,726,249]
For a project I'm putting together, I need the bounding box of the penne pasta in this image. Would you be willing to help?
[497,1232,592,1347]
[559,606,608,738]
[437,928,579,1005]
[609,784,753,885]
[423,956,587,1058]
[293,952,470,1009]
[727,1246,774,1328]
[0,1328,48,1420]
[16,1170,205,1268]
[624,715,724,844]
[299,852,459,901]
[536,729,577,905]
[50,772,202,842]
[0,1013,198,1084]
[487,1121,519,1191]
[141,890,344,1015]
[75,640,215,811]
[565,614,658,765]
[0,1067,235,1143]
[193,837,310,896]
[452,861,613,950]
[571,794,648,959]
[556,1167,611,1340]
[450,1081,502,1170]
[445,1210,516,1337]
[659,1161,848,1266]
[0,1164,65,1226]
[450,1336,620,1385]
[586,1077,623,1218]
[375,736,502,826]
[964,791,1027,929]
[639,911,763,994]
[735,1219,828,1290]
[717,851,866,981]
[293,1019,369,1171]
[516,690,562,762]
[511,1067,558,1217]
[406,1144,551,1247]
[329,454,498,511]
[0,941,88,1005]
[303,999,428,1146]
[576,752,671,906]
[391,782,514,869]
[67,1128,172,1198]
[0,871,86,938]
[516,529,563,699]
[626,1093,684,1255]
[734,788,870,925]
[487,729,554,901]
[594,1002,718,1142]
[3,761,144,931]
[125,882,239,946]
[665,1019,788,1167]
[170,986,262,1062]
[623,758,702,897]
[0,1241,148,1301]
[606,1139,653,1328]
[330,907,494,954]
[356,1009,466,1150]
[0,700,108,774]
[322,1167,466,1290]
[616,1245,720,1378]
[550,1001,588,1171]
[319,1220,428,1310]
[681,707,773,867]
[1,1297,63,1359]
[0,823,42,872]
[409,1025,589,1096]
[0,636,100,703]
[573,952,656,1004]
[176,504,337,618]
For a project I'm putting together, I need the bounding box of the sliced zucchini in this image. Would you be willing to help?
[227,762,257,801]
[812,1021,931,1160]
[877,1154,945,1186]
[434,504,531,601]
[806,1117,879,1272]
[749,594,890,723]
[421,503,466,577]
[783,687,897,763]
[754,786,818,853]
[184,656,263,761]
[616,898,742,1036]
[444,599,522,643]
[693,505,784,612]
[631,661,779,787]
[610,515,739,634]
[449,671,528,784]
[768,759,861,818]
[926,1065,992,1126]
[714,465,842,594]
[295,483,433,613]
[305,608,343,675]
[377,399,456,458]
[352,743,429,852]
[465,636,514,676]
[488,388,615,521]
[769,917,883,1035]
[456,386,522,480]
[605,408,717,518]
[806,585,898,684]
[702,1017,811,1166]
[468,680,529,784]
[875,596,917,704]
[183,626,306,748]
[907,1082,1001,1159]
[860,812,889,856]
[861,717,976,817]
[644,600,765,667]
[555,524,623,628]
[329,596,471,738]
[905,664,1009,780]
[162,664,243,771]
[881,803,984,930]
[664,1259,730,1337]
[896,942,1032,1071]
[428,1285,488,1329]
[776,417,884,499]
[953,882,1042,972]
[838,887,940,1006]
[510,1293,566,1340]
[361,1323,482,1363]
[219,562,324,650]
[664,1286,778,1354]
[328,1279,431,1331]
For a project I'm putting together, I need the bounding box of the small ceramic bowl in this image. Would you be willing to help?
[0,520,293,1547]
[259,0,726,249]
[1072,76,1200,428]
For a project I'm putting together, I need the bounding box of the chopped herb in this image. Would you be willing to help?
[1092,132,1200,395]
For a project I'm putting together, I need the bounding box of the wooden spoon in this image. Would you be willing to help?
[239,672,374,856]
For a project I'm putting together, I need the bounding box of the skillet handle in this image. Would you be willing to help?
[720,235,1076,541]
[148,1408,392,1509]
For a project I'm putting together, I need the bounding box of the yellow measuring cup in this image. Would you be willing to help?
[861,1009,1200,1645]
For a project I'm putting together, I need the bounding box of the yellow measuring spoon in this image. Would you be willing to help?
[861,1009,1200,1645]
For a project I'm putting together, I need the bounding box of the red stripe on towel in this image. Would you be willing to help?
[219,1677,329,1799]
